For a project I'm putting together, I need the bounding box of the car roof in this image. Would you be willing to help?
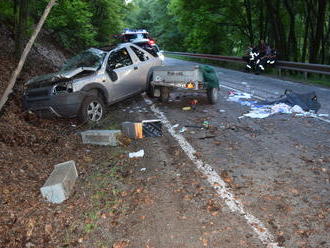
[122,29,148,34]
[97,43,130,51]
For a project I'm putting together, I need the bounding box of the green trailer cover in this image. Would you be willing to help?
[200,65,219,89]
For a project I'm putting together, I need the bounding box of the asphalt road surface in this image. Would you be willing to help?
[89,57,329,248]
[164,57,330,118]
[131,57,329,247]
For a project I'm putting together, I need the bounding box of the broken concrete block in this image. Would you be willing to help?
[122,120,162,139]
[121,122,143,139]
[81,130,121,146]
[142,120,162,137]
[40,160,78,204]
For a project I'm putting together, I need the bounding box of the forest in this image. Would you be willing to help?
[0,0,329,64]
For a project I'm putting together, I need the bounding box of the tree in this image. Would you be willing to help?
[14,0,29,60]
[0,0,57,112]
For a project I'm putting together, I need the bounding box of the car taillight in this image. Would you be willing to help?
[148,40,155,45]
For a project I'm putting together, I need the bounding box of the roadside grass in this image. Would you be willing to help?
[84,117,121,130]
[166,54,330,88]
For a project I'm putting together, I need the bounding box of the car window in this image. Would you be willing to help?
[107,48,133,70]
[130,46,149,61]
[134,42,159,57]
[124,33,149,42]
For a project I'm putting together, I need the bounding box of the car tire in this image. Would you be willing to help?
[78,95,105,123]
[160,86,170,103]
[207,87,219,105]
[146,73,154,98]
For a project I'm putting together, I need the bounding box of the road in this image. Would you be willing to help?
[80,57,330,248]
[129,58,330,247]
[164,57,330,117]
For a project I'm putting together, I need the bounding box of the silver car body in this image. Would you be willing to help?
[24,43,162,118]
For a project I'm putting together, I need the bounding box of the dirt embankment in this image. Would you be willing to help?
[0,24,95,247]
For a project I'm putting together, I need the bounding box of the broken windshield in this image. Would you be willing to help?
[61,48,106,71]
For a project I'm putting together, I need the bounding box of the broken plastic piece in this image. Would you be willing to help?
[129,150,144,158]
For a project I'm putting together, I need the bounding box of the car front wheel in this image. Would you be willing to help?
[79,95,105,123]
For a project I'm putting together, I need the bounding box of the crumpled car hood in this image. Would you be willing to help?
[25,67,97,87]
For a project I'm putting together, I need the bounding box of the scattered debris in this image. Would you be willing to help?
[199,135,216,139]
[81,130,121,146]
[182,106,192,111]
[179,127,187,133]
[122,122,143,139]
[142,119,162,137]
[228,91,252,102]
[227,90,325,119]
[122,120,162,139]
[258,90,321,113]
[185,125,203,129]
[40,161,78,204]
[129,150,145,158]
[202,121,209,129]
[172,124,179,128]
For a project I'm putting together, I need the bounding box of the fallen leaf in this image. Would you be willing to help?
[45,224,52,235]
[113,240,129,248]
[202,239,208,247]
[26,219,35,237]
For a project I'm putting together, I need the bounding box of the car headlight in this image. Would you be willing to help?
[52,81,73,95]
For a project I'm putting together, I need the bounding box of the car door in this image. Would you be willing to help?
[128,45,153,90]
[105,47,140,101]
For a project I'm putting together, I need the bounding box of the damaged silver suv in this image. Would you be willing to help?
[24,43,162,122]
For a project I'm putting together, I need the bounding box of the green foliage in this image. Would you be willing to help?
[26,0,127,50]
[127,0,329,63]
[0,0,14,22]
[46,0,97,49]
[125,0,184,51]
[2,0,329,63]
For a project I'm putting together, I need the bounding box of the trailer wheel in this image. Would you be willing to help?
[160,87,170,103]
[207,87,218,104]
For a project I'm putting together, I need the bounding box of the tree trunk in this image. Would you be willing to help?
[309,0,327,63]
[301,3,310,62]
[15,0,29,60]
[244,0,254,46]
[264,0,288,59]
[0,0,58,112]
[258,0,265,41]
[283,0,297,61]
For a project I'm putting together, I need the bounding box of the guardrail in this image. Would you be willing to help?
[165,51,330,78]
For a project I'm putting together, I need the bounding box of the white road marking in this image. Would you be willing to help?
[144,96,284,248]
[220,83,330,124]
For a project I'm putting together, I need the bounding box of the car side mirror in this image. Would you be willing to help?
[106,67,118,81]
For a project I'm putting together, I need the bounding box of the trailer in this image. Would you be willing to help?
[148,65,219,104]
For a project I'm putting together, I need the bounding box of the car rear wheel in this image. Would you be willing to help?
[79,95,105,123]
[207,87,219,104]
[160,86,170,102]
